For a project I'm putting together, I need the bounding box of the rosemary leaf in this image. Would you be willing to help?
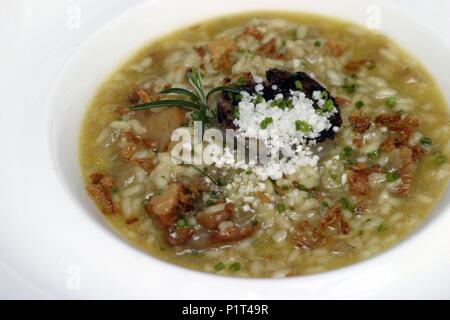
[206,86,242,101]
[129,99,201,111]
[187,164,222,186]
[188,67,206,103]
[159,87,199,101]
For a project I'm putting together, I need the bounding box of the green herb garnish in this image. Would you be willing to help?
[229,262,241,272]
[323,99,335,112]
[276,203,286,214]
[214,262,225,271]
[254,94,265,104]
[129,66,241,134]
[435,153,447,165]
[420,137,432,146]
[233,108,240,119]
[385,96,397,108]
[260,117,273,129]
[176,218,190,228]
[386,171,400,182]
[343,83,358,94]
[271,99,293,109]
[339,197,355,212]
[341,146,353,158]
[295,120,312,133]
[377,223,387,232]
[367,150,380,161]
[294,80,303,90]
[290,29,298,40]
[235,75,246,86]
[355,100,364,109]
[314,40,322,47]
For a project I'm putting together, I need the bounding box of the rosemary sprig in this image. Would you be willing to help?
[129,66,241,132]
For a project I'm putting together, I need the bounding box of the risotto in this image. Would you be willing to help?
[79,12,450,277]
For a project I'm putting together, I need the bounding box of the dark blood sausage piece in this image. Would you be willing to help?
[216,68,342,142]
[216,94,238,129]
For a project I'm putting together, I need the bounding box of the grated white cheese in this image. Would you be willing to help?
[214,90,336,180]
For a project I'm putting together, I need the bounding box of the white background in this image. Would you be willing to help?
[0,0,449,299]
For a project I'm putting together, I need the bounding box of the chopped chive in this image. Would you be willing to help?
[290,29,298,40]
[435,154,447,165]
[176,218,189,228]
[254,94,265,104]
[245,169,252,175]
[367,150,380,161]
[206,199,215,206]
[323,99,335,112]
[340,146,353,158]
[377,223,387,232]
[339,197,355,212]
[295,120,312,133]
[235,75,246,86]
[355,100,364,109]
[276,203,286,214]
[217,178,225,186]
[314,40,322,47]
[271,99,293,109]
[294,80,303,90]
[233,108,240,119]
[233,93,243,101]
[229,262,241,272]
[214,262,225,271]
[385,96,397,108]
[260,117,273,129]
[286,99,294,109]
[251,219,259,226]
[343,83,358,94]
[386,171,400,182]
[420,137,432,146]
[322,201,329,208]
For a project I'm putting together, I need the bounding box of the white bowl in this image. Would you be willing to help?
[2,0,450,299]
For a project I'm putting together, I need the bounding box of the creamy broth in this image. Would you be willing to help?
[80,12,450,277]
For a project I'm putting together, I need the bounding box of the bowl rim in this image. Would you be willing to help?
[11,0,450,298]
